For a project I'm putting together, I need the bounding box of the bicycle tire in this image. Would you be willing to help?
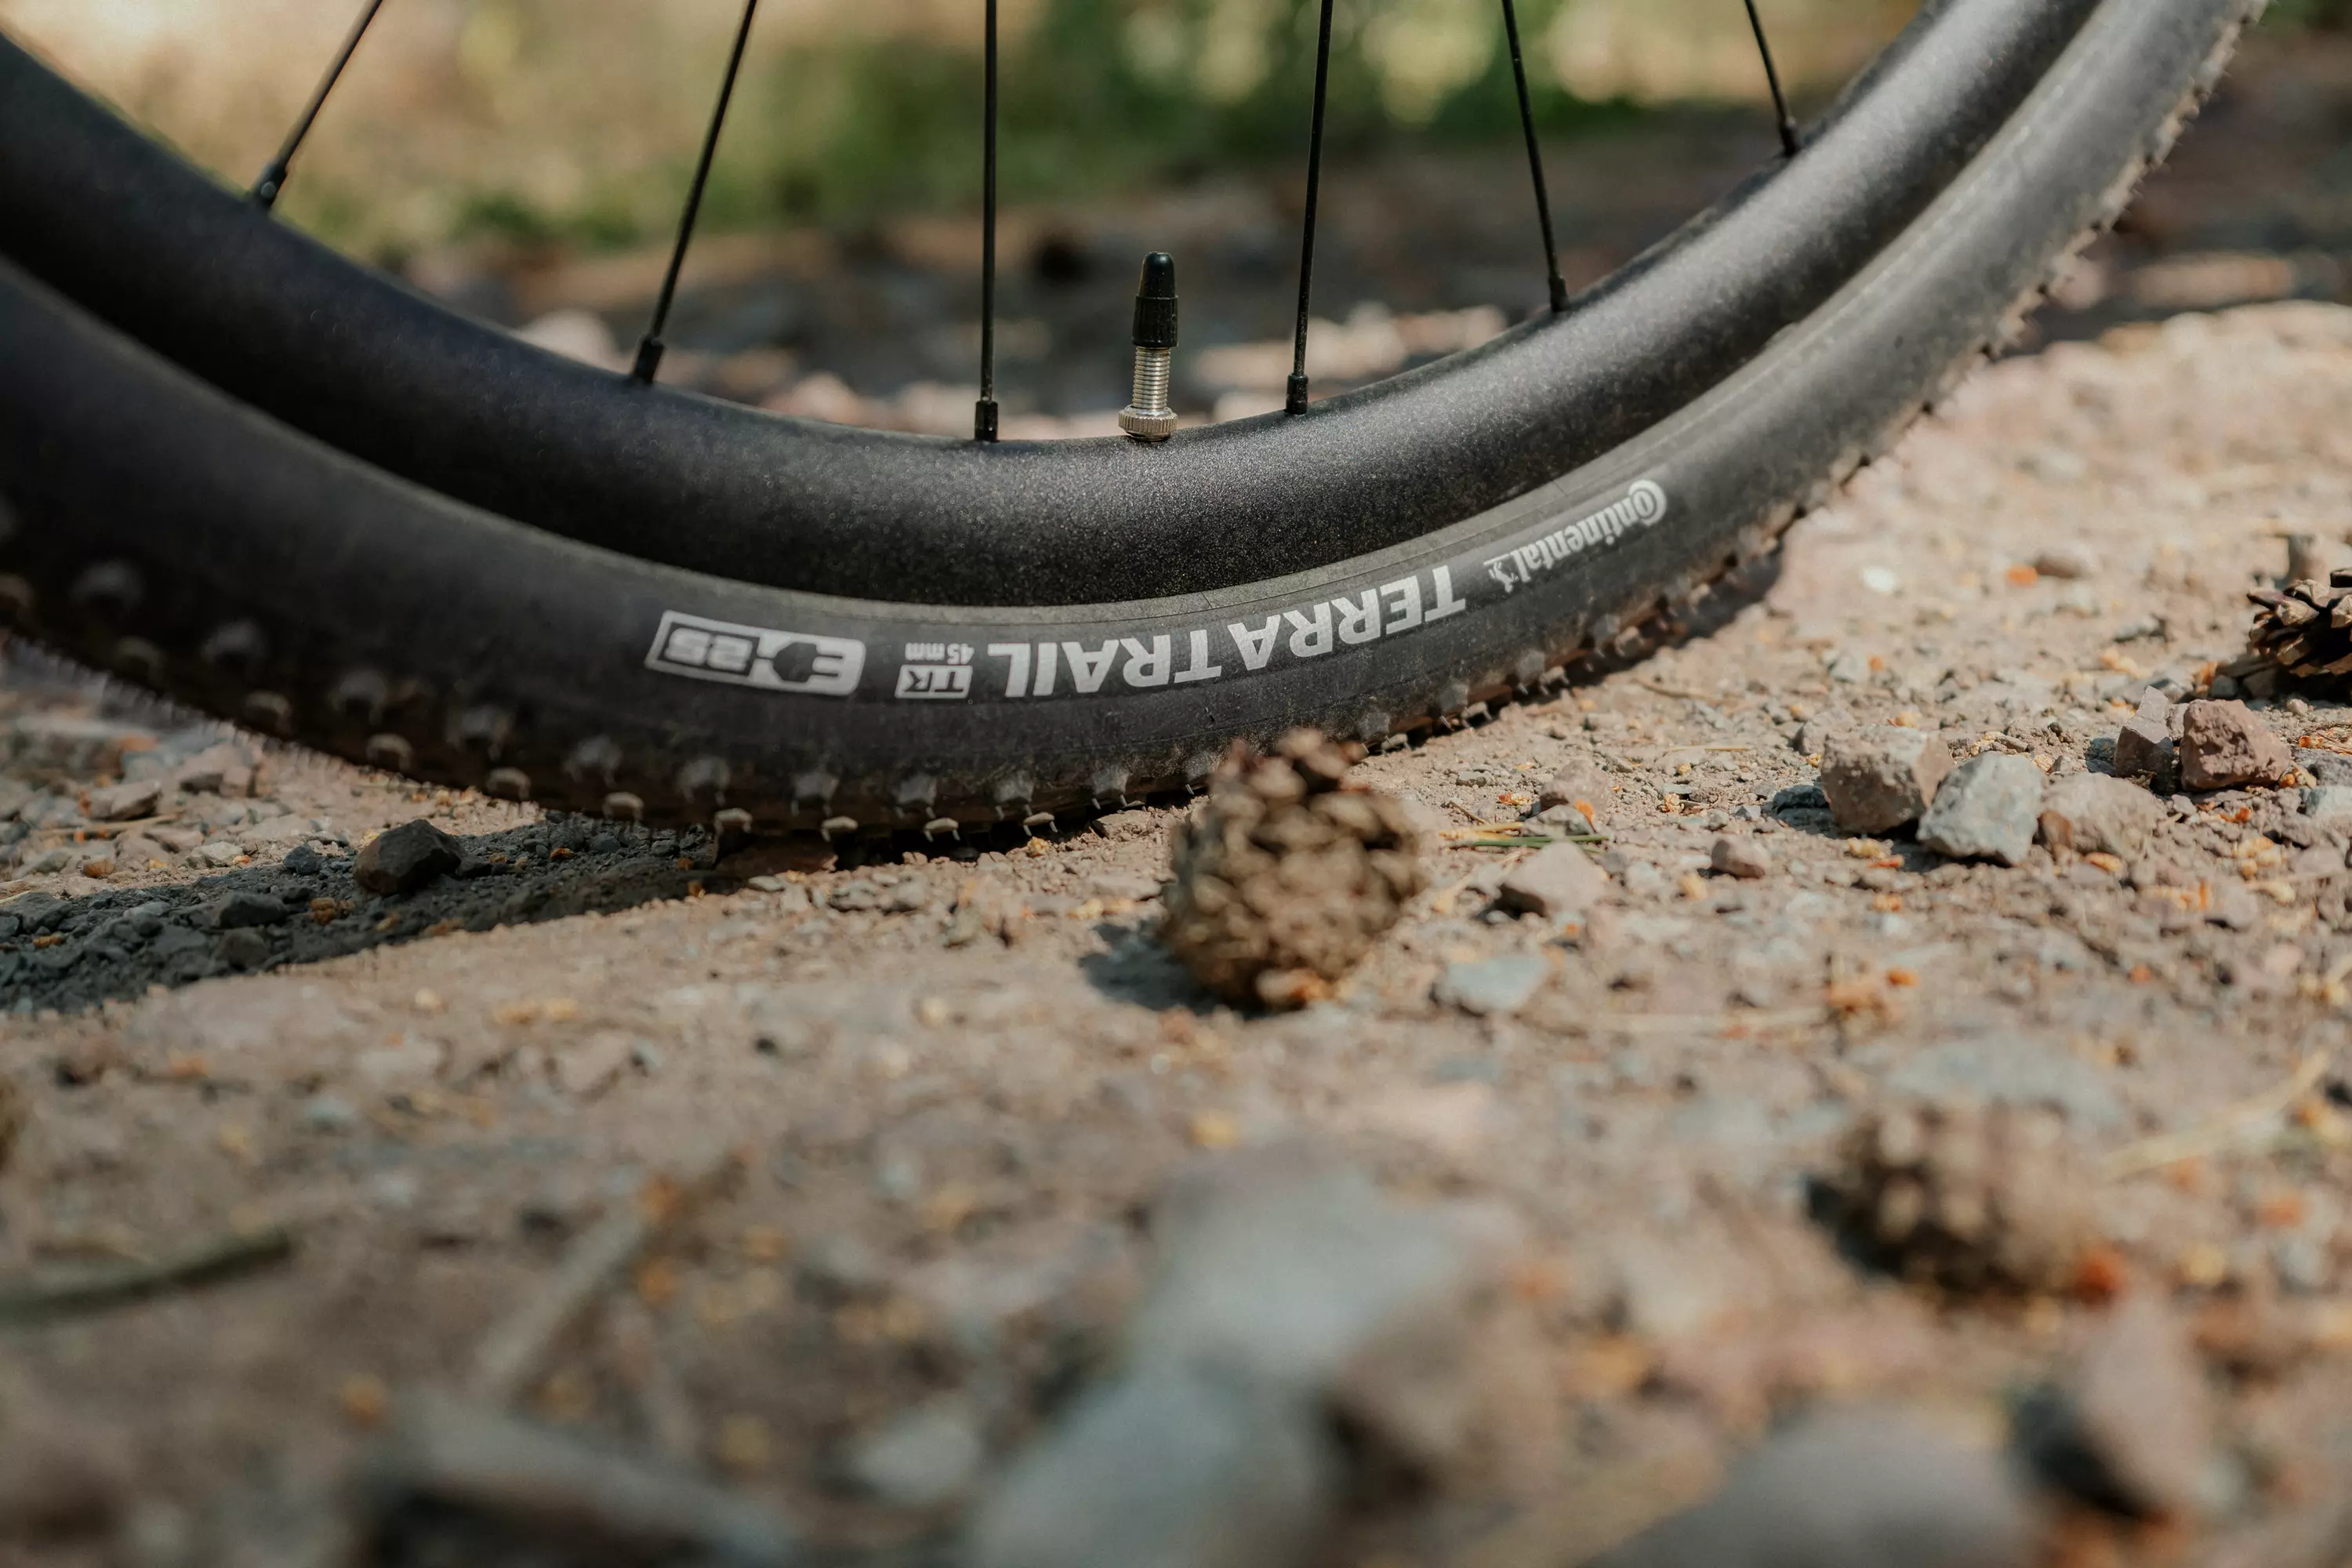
[0,0,2258,835]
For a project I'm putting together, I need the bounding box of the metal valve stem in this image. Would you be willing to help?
[1119,252,1180,442]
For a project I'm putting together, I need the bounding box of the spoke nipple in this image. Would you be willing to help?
[630,336,666,386]
[1285,370,1310,416]
[974,397,1000,443]
[1119,252,1179,443]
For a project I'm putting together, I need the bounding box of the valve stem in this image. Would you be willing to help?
[1119,252,1180,442]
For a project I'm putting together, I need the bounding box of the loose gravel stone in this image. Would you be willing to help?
[2032,542,2102,579]
[1592,1410,2033,1568]
[1820,728,1954,833]
[1708,836,1770,880]
[207,892,291,930]
[82,779,158,822]
[1496,841,1610,921]
[2038,772,2163,858]
[195,841,244,869]
[1433,955,1548,1017]
[354,818,463,895]
[215,929,269,970]
[2112,689,2178,786]
[2180,699,2295,791]
[2019,1293,2212,1520]
[1918,754,2043,866]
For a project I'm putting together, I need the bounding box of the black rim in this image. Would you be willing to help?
[0,0,2090,608]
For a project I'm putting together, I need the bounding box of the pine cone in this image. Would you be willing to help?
[1814,1100,2097,1296]
[2242,569,2352,685]
[1160,730,1426,1009]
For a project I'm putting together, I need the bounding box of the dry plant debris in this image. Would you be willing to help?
[1160,731,1425,1007]
[2244,568,2352,688]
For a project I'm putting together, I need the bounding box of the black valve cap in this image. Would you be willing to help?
[1131,252,1179,350]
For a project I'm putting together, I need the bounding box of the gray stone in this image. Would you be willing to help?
[1709,836,1770,880]
[354,818,461,895]
[216,929,269,970]
[1794,705,1857,758]
[2019,1294,2210,1520]
[846,1399,985,1508]
[207,891,291,929]
[1536,761,1612,811]
[195,840,244,868]
[968,1366,1334,1568]
[83,779,159,822]
[1918,754,2042,866]
[2038,772,2162,858]
[2032,542,2101,579]
[1592,1410,2033,1568]
[2303,785,2352,822]
[16,846,72,876]
[1433,955,1549,1018]
[1494,842,1610,921]
[2180,699,2294,791]
[2113,688,2177,785]
[1820,728,1954,833]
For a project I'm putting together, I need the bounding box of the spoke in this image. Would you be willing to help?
[1743,0,1802,159]
[632,0,761,386]
[1285,0,1338,416]
[975,0,1000,442]
[251,0,387,211]
[1500,0,1566,314]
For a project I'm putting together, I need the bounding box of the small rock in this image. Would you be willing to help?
[2032,543,2101,580]
[172,742,259,797]
[354,818,462,895]
[1592,1410,2033,1568]
[151,826,202,853]
[2037,772,2161,858]
[16,846,72,876]
[281,843,325,877]
[1495,841,1610,921]
[1917,753,2043,866]
[846,1399,986,1508]
[207,891,292,929]
[1708,836,1770,880]
[2112,688,2176,786]
[2303,785,2352,823]
[83,779,159,822]
[2019,1294,2211,1520]
[1820,728,1955,833]
[299,1094,361,1133]
[1091,809,1160,843]
[1433,955,1549,1018]
[2179,700,2295,791]
[1794,705,1857,757]
[555,1032,636,1098]
[1536,762,1613,813]
[216,928,270,970]
[969,1365,1334,1568]
[196,840,245,868]
[1813,1099,2097,1294]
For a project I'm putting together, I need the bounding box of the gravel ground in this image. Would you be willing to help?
[8,303,2352,1563]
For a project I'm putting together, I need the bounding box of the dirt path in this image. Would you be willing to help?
[6,301,2352,1561]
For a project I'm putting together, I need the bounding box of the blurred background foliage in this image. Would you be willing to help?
[1,0,1918,260]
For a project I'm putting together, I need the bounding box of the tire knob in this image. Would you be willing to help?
[1119,252,1179,443]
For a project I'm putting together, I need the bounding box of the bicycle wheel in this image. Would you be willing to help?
[0,0,2257,836]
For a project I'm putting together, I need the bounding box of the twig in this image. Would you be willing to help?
[468,1145,741,1406]
[0,1224,293,1323]
[1636,679,1713,702]
[2102,1052,2333,1181]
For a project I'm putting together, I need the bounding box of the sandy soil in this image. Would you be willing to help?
[7,300,2352,1563]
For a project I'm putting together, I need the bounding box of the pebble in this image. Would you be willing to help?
[216,928,269,970]
[2112,688,2177,785]
[2037,771,2161,858]
[2018,1293,2211,1520]
[1708,836,1770,880]
[2303,784,2352,822]
[845,1398,986,1508]
[354,818,462,895]
[1495,841,1610,921]
[1433,954,1549,1017]
[1917,753,2042,866]
[1593,1410,2032,1568]
[82,779,159,822]
[2179,699,2295,791]
[2032,542,2102,579]
[196,840,244,868]
[1820,728,1955,833]
[281,843,325,877]
[1794,705,1857,758]
[207,891,292,929]
[299,1094,361,1134]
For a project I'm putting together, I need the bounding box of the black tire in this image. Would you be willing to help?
[0,0,2255,834]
